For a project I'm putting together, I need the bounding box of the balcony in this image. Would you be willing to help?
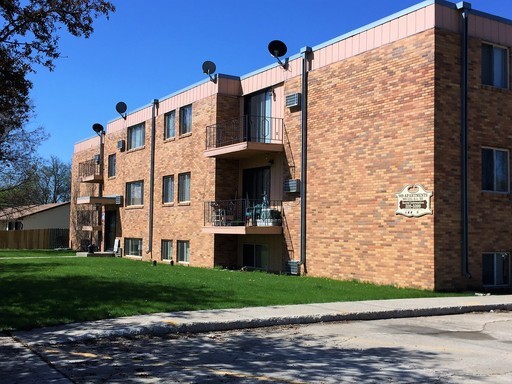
[204,115,284,159]
[76,195,123,206]
[78,158,103,183]
[76,209,101,231]
[202,199,283,235]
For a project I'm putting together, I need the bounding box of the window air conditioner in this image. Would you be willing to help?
[284,179,300,193]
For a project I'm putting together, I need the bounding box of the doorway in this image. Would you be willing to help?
[104,210,117,251]
[244,89,272,143]
[243,166,271,202]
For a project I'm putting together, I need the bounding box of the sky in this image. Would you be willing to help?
[25,0,512,163]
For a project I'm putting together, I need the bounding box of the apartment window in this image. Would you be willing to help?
[126,180,144,206]
[243,244,269,270]
[482,148,509,193]
[125,238,142,257]
[162,240,173,261]
[127,122,145,150]
[179,104,192,135]
[177,240,190,263]
[483,253,510,286]
[178,172,191,202]
[107,154,116,177]
[164,110,176,139]
[163,175,174,204]
[482,43,509,88]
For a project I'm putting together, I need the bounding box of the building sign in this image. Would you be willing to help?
[395,184,433,218]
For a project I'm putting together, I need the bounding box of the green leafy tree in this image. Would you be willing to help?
[0,0,115,207]
[36,156,71,204]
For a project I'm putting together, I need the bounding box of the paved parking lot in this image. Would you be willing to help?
[4,311,511,383]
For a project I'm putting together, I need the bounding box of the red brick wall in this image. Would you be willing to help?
[466,34,512,288]
[304,29,436,289]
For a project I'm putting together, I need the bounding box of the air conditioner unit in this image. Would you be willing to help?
[284,179,300,193]
[286,260,301,275]
[285,93,301,108]
[117,139,125,152]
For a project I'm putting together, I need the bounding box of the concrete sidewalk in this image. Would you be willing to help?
[13,294,512,346]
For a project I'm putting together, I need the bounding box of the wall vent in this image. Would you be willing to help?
[285,93,301,108]
[284,179,300,193]
[117,140,125,152]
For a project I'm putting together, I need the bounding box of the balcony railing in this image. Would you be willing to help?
[76,209,100,230]
[204,199,283,227]
[205,115,283,150]
[78,158,101,182]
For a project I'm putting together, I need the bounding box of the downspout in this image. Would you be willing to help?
[300,46,312,270]
[147,98,159,257]
[457,1,471,279]
[97,130,105,252]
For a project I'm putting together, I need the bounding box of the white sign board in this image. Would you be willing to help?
[395,184,433,218]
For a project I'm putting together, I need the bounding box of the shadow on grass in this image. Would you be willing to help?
[0,261,234,331]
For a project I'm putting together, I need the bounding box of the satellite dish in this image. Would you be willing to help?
[115,101,127,118]
[268,40,289,69]
[268,40,288,58]
[92,123,104,134]
[202,60,216,75]
[202,60,218,83]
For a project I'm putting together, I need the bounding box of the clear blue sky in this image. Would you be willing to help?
[26,0,512,163]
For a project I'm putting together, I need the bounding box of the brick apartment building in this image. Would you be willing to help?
[70,0,512,291]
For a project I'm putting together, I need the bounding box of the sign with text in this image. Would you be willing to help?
[395,184,433,218]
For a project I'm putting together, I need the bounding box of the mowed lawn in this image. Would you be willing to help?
[0,250,462,331]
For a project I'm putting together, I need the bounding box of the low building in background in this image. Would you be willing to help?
[0,202,70,249]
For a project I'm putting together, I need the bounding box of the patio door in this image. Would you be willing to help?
[243,166,271,202]
[245,89,272,143]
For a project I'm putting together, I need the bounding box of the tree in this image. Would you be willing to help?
[0,0,115,206]
[36,155,71,204]
[0,1,115,72]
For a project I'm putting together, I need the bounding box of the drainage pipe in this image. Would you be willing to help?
[300,46,312,269]
[457,2,471,279]
[147,99,159,256]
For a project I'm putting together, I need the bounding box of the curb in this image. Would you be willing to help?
[14,302,512,346]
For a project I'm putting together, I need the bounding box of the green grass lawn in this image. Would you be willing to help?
[0,252,464,331]
[0,249,76,258]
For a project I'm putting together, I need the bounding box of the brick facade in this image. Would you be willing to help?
[70,1,512,291]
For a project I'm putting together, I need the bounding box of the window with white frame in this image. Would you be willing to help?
[177,240,190,263]
[163,175,174,204]
[242,244,269,270]
[125,238,142,257]
[482,43,509,89]
[483,252,510,286]
[108,153,116,178]
[482,147,509,193]
[162,240,173,261]
[164,110,175,140]
[178,172,191,202]
[179,104,192,135]
[126,180,144,206]
[127,123,145,150]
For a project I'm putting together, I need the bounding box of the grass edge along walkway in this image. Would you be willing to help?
[0,253,465,331]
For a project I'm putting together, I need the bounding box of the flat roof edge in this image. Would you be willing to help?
[107,74,242,124]
[241,0,441,81]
